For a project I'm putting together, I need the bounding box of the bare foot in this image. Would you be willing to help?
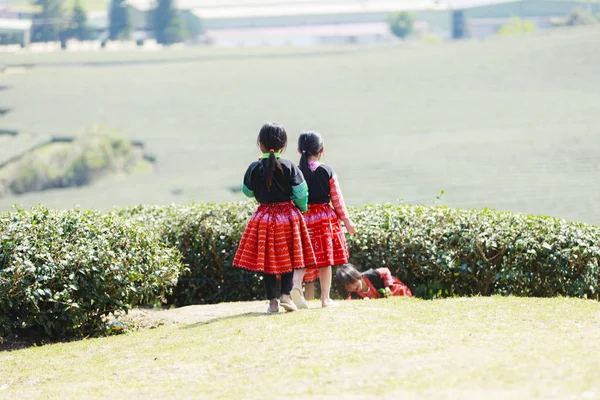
[322,298,338,308]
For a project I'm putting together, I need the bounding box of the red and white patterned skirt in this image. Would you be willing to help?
[233,202,316,275]
[302,203,349,283]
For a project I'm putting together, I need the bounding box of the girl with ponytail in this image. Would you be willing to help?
[233,122,316,314]
[291,130,356,309]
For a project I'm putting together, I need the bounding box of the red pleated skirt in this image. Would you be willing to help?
[233,202,316,275]
[302,203,349,283]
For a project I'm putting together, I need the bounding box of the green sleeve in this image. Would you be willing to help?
[242,184,254,198]
[292,181,308,212]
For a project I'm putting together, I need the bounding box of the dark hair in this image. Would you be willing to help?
[297,130,324,179]
[258,122,287,191]
[335,263,362,293]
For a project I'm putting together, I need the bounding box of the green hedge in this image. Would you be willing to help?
[120,202,262,306]
[347,205,600,299]
[3,202,598,341]
[121,202,600,304]
[0,206,184,339]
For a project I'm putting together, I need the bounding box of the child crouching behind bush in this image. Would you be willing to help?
[335,263,412,300]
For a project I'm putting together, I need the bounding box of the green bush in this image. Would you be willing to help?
[4,201,596,341]
[121,202,600,305]
[0,127,151,197]
[0,206,184,339]
[119,202,263,306]
[421,33,443,44]
[497,17,537,36]
[347,204,600,299]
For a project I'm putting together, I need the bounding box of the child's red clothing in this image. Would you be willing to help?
[233,157,316,275]
[347,268,412,299]
[302,161,349,282]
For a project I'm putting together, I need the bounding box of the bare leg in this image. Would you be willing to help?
[292,268,306,290]
[320,266,337,307]
[304,282,315,301]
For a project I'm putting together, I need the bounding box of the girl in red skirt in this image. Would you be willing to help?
[290,131,356,309]
[233,122,317,314]
[335,263,413,300]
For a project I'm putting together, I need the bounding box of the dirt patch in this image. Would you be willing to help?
[1,300,271,351]
[110,300,271,330]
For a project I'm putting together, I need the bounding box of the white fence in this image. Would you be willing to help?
[28,41,62,52]
[65,39,102,52]
[0,44,22,53]
[0,40,170,53]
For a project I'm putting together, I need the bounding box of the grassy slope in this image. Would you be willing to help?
[1,28,600,224]
[1,297,599,399]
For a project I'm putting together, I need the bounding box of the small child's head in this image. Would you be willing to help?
[298,130,323,156]
[335,263,362,293]
[298,130,324,177]
[257,122,287,153]
[257,122,287,190]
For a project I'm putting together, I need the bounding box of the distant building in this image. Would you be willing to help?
[124,0,517,45]
[177,0,597,44]
[0,17,32,46]
[186,0,458,45]
[2,0,599,47]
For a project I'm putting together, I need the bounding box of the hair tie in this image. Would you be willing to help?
[269,149,275,153]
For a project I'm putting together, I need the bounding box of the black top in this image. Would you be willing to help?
[306,163,334,204]
[243,158,305,203]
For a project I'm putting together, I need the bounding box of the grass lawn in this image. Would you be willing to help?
[1,296,599,399]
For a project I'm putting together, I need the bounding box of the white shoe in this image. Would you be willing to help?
[291,288,309,309]
[266,306,279,314]
[322,299,338,308]
[279,300,298,312]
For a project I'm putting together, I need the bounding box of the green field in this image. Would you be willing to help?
[2,297,600,399]
[1,27,600,224]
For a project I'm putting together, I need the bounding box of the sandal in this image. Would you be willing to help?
[266,306,279,314]
[279,299,298,312]
[291,288,309,309]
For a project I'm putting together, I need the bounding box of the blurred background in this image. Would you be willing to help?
[0,0,599,224]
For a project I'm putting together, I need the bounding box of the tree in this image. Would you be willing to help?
[69,0,88,40]
[564,8,597,26]
[109,0,133,40]
[153,0,183,45]
[182,10,203,40]
[31,0,66,42]
[451,10,470,39]
[387,11,415,40]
